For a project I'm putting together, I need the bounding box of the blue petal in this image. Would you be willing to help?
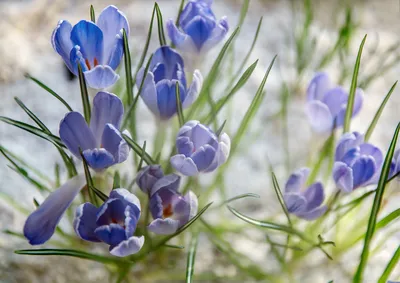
[302,182,325,211]
[202,16,229,52]
[94,223,126,246]
[284,193,307,214]
[124,205,139,238]
[23,174,86,245]
[182,70,202,108]
[148,218,180,235]
[170,154,199,176]
[151,174,181,196]
[82,148,115,170]
[322,87,348,118]
[109,189,141,219]
[184,16,215,51]
[74,203,101,242]
[156,80,186,119]
[96,198,126,226]
[136,69,160,116]
[97,5,129,69]
[306,72,331,101]
[149,193,163,220]
[297,205,327,221]
[190,123,219,150]
[70,45,89,74]
[176,136,195,157]
[284,168,310,193]
[360,143,383,168]
[305,100,333,133]
[59,111,97,158]
[101,124,129,164]
[179,0,215,29]
[167,20,194,52]
[84,65,119,89]
[70,20,104,68]
[341,148,360,166]
[191,144,216,171]
[151,47,185,80]
[352,156,376,189]
[334,132,363,162]
[333,161,353,193]
[90,91,124,145]
[109,236,144,257]
[136,165,164,194]
[51,20,74,72]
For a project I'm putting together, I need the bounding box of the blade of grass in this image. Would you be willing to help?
[155,3,166,46]
[123,28,133,107]
[364,81,397,141]
[185,232,199,283]
[123,134,155,165]
[377,245,400,283]
[175,0,185,27]
[77,64,91,123]
[113,171,120,190]
[237,0,250,28]
[343,34,367,133]
[353,122,400,283]
[25,74,73,111]
[137,141,147,171]
[90,5,95,22]
[176,81,184,127]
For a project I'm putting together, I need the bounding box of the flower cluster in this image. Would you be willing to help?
[22,1,230,257]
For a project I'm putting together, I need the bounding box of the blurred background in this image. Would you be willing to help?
[1,0,400,282]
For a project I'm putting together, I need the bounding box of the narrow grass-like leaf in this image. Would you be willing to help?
[230,55,277,155]
[25,74,73,111]
[353,122,400,283]
[123,29,133,106]
[175,82,184,127]
[364,81,397,141]
[343,34,367,133]
[33,198,40,208]
[155,3,166,46]
[185,233,199,283]
[90,5,95,22]
[205,60,258,124]
[137,141,147,171]
[123,134,155,165]
[377,245,400,283]
[375,208,400,231]
[15,249,125,264]
[219,193,259,206]
[113,171,120,190]
[0,192,29,214]
[175,0,185,27]
[4,229,25,239]
[215,120,227,137]
[271,171,291,225]
[237,0,250,28]
[163,244,184,249]
[15,97,50,132]
[77,64,91,123]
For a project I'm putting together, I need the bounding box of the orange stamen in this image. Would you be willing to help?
[94,57,99,67]
[163,204,174,218]
[85,59,91,70]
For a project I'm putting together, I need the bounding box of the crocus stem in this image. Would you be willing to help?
[153,120,167,159]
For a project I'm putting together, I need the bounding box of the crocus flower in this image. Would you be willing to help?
[148,174,198,235]
[333,132,383,193]
[74,189,144,257]
[24,174,86,245]
[306,72,364,133]
[136,46,202,120]
[136,165,164,194]
[167,0,229,54]
[59,91,129,171]
[52,5,129,89]
[284,168,327,220]
[388,149,400,180]
[170,120,230,176]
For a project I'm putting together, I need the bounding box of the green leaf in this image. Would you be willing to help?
[113,171,120,190]
[237,0,250,28]
[375,208,400,231]
[90,5,95,23]
[33,198,40,208]
[230,55,277,155]
[364,81,397,141]
[377,245,400,283]
[25,74,73,111]
[14,97,50,132]
[155,3,166,46]
[174,0,185,27]
[343,34,367,133]
[123,134,155,165]
[175,81,184,127]
[205,59,258,124]
[219,193,259,207]
[122,28,133,106]
[15,249,125,264]
[215,120,227,137]
[137,141,147,171]
[77,63,91,123]
[271,170,291,225]
[353,122,400,283]
[185,233,199,283]
[163,244,184,249]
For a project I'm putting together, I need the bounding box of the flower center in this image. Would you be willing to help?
[162,204,174,218]
[85,58,99,70]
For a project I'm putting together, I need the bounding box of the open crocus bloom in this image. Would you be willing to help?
[74,189,144,257]
[52,5,129,88]
[170,120,230,176]
[24,174,86,245]
[306,72,364,133]
[59,91,129,171]
[333,132,383,193]
[283,168,327,220]
[148,174,198,235]
[167,0,229,54]
[136,46,203,120]
[136,165,164,195]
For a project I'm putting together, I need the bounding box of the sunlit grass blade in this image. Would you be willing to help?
[237,0,250,27]
[123,134,155,165]
[343,34,367,133]
[137,141,147,171]
[77,64,91,123]
[0,117,64,147]
[155,3,166,46]
[364,81,397,141]
[375,208,400,231]
[123,28,133,106]
[205,59,258,124]
[176,82,184,127]
[353,122,400,283]
[14,97,50,132]
[15,249,125,264]
[90,5,95,22]
[230,55,277,155]
[25,74,73,111]
[377,245,400,283]
[185,233,199,283]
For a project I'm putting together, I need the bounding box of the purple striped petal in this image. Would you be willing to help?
[306,100,333,133]
[170,154,199,176]
[74,203,101,242]
[284,168,310,193]
[101,124,129,164]
[333,161,353,193]
[51,20,74,72]
[202,16,229,52]
[303,182,324,210]
[84,65,119,89]
[82,148,115,170]
[307,72,331,101]
[284,193,307,214]
[136,69,160,117]
[94,223,126,246]
[352,156,376,188]
[148,218,180,235]
[109,236,144,257]
[183,70,202,108]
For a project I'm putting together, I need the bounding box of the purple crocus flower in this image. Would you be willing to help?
[284,168,327,220]
[388,149,400,180]
[306,72,364,133]
[59,91,129,171]
[136,46,202,120]
[136,165,164,194]
[333,132,383,193]
[74,189,144,257]
[24,174,86,245]
[167,0,229,54]
[170,120,230,176]
[148,174,198,235]
[52,5,129,89]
